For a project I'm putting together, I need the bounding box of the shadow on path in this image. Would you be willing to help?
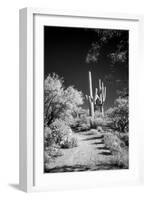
[82,136,104,141]
[92,141,104,145]
[95,147,110,150]
[98,152,112,156]
[82,132,97,136]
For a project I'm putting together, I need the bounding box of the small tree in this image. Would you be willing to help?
[44,73,83,126]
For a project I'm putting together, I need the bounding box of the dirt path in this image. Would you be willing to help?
[46,130,117,172]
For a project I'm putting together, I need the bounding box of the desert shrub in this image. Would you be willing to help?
[108,148,129,168]
[107,130,129,147]
[44,122,72,147]
[94,110,104,118]
[90,117,107,129]
[119,132,129,146]
[49,119,73,144]
[72,116,91,131]
[44,124,65,165]
[103,132,125,152]
[106,97,128,133]
[72,115,107,131]
[59,110,78,127]
[44,73,83,126]
[77,123,90,131]
[45,145,62,159]
[45,118,79,151]
[44,145,63,168]
[44,127,55,147]
[78,108,89,118]
[103,132,129,168]
[60,135,78,148]
[44,151,50,163]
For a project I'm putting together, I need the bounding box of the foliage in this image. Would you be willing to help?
[44,145,63,170]
[58,109,76,126]
[116,88,128,98]
[103,132,125,152]
[45,118,78,147]
[103,132,128,168]
[49,119,73,144]
[119,132,129,146]
[44,74,83,165]
[44,127,54,147]
[94,110,104,118]
[44,119,78,166]
[72,111,108,131]
[90,117,106,129]
[106,97,128,133]
[72,116,91,132]
[45,145,63,161]
[60,135,78,149]
[44,73,83,126]
[86,29,128,64]
[109,148,129,169]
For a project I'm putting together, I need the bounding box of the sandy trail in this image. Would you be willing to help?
[45,130,117,172]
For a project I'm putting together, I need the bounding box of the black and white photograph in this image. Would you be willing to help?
[44,26,129,173]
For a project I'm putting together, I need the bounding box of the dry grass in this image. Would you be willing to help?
[103,132,129,168]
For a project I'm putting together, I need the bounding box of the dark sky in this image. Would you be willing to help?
[44,26,128,110]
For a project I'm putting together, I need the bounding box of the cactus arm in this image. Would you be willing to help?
[87,71,106,117]
[89,71,93,98]
[104,87,106,101]
[85,94,89,100]
[99,79,102,91]
[88,71,94,118]
[94,88,98,103]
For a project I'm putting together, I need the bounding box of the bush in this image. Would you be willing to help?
[119,132,129,146]
[90,117,107,129]
[108,148,129,168]
[72,116,91,131]
[77,123,90,131]
[94,110,104,118]
[44,145,63,163]
[103,132,124,152]
[44,127,54,147]
[72,115,107,131]
[49,119,73,144]
[44,73,84,126]
[45,118,79,151]
[106,97,128,133]
[103,132,129,168]
[60,135,78,148]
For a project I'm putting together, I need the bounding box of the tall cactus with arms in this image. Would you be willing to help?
[86,71,106,117]
[96,79,106,116]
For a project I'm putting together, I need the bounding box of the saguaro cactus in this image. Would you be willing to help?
[96,79,106,116]
[86,71,106,117]
[88,71,94,118]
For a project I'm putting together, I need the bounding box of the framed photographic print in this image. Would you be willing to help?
[19,8,144,192]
